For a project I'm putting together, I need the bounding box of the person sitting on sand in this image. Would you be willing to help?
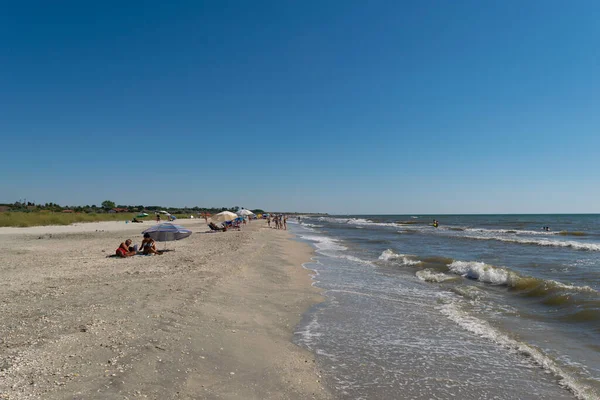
[116,239,137,257]
[140,233,162,255]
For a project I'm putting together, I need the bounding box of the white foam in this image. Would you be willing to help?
[300,234,347,251]
[447,261,599,295]
[438,298,594,400]
[464,227,556,236]
[416,269,457,283]
[463,235,600,252]
[335,254,375,267]
[378,249,422,266]
[294,314,322,349]
[448,261,519,286]
[303,223,323,228]
[451,285,485,300]
[317,216,398,228]
[549,280,597,294]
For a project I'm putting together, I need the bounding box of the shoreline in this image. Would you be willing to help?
[0,220,332,399]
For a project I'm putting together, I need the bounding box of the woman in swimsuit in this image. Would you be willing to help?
[140,233,161,255]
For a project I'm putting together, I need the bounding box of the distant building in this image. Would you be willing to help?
[62,210,74,213]
[111,208,129,213]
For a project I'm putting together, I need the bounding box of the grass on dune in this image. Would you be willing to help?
[0,212,189,227]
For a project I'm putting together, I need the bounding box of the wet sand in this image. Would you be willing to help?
[0,219,331,399]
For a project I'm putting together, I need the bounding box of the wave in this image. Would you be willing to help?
[379,251,597,299]
[317,217,399,228]
[416,269,458,283]
[377,251,598,316]
[438,299,595,399]
[451,285,485,300]
[299,234,347,252]
[448,261,521,286]
[558,231,589,237]
[462,235,600,252]
[378,249,422,266]
[463,227,555,236]
[302,223,323,228]
[446,261,597,295]
[334,254,375,267]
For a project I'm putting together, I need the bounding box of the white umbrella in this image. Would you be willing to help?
[158,210,170,215]
[211,211,238,222]
[237,209,254,216]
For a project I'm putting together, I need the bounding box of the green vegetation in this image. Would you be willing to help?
[0,212,137,227]
[0,200,259,227]
[0,212,195,227]
[101,200,116,209]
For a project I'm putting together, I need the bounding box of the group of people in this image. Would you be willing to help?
[267,215,287,230]
[115,233,162,258]
[155,214,176,223]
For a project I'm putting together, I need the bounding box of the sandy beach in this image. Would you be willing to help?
[0,219,331,399]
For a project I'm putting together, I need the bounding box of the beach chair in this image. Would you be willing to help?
[208,222,225,232]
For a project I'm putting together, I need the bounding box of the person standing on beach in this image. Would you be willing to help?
[283,216,287,230]
[156,214,160,223]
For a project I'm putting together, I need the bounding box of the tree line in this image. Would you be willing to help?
[2,200,265,215]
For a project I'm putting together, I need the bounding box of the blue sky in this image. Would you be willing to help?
[1,1,599,214]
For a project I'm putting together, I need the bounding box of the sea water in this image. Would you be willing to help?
[290,215,600,399]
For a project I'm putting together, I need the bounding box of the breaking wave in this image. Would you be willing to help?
[448,260,521,286]
[378,249,422,266]
[438,299,596,400]
[416,269,458,283]
[299,234,347,252]
[462,235,600,252]
[463,227,556,236]
[317,217,400,228]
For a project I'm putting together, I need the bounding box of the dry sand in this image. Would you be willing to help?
[0,219,332,399]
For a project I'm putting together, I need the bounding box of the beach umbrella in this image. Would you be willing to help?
[211,211,238,222]
[237,209,254,216]
[142,223,192,249]
[158,210,170,215]
[137,212,149,217]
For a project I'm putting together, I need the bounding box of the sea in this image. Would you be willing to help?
[289,215,600,400]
